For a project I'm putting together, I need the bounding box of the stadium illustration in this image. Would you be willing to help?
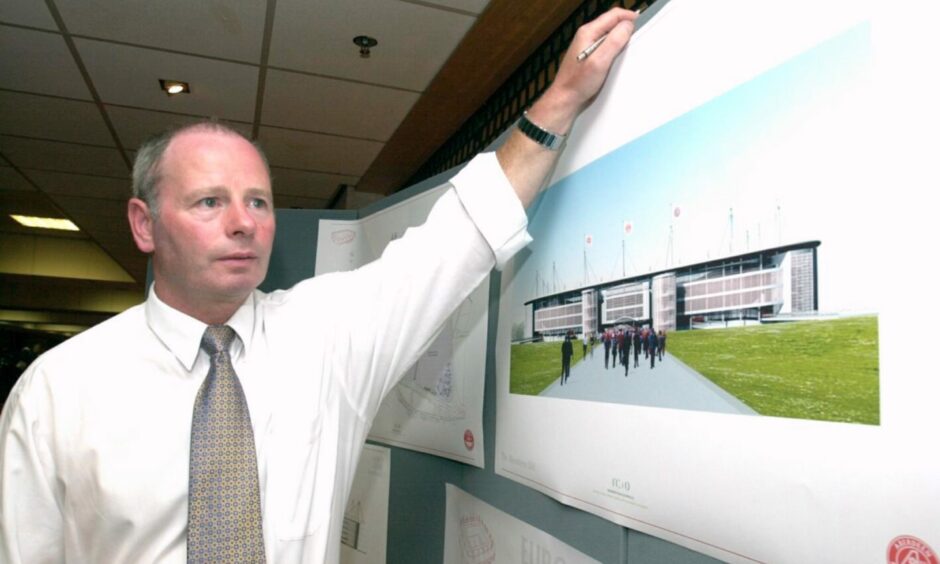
[525,241,818,339]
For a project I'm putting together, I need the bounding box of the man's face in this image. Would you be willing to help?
[147,129,275,318]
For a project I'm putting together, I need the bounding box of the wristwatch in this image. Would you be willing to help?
[517,111,567,151]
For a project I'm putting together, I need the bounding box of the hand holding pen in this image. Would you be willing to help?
[498,7,642,207]
[577,6,644,62]
[519,7,640,136]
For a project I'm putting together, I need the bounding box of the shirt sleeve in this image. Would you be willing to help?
[311,151,532,418]
[450,152,532,270]
[0,366,65,564]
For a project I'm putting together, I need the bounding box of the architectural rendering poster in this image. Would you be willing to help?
[316,185,488,467]
[495,0,939,562]
[443,484,600,564]
[340,444,390,564]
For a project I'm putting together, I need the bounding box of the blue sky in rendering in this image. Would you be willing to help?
[510,22,874,325]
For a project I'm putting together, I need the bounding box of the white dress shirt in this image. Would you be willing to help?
[0,153,531,563]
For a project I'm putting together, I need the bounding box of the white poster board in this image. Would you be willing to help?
[495,1,940,562]
[316,185,488,467]
[444,484,600,564]
[340,444,390,564]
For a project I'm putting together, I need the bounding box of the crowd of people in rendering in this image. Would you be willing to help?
[562,325,667,383]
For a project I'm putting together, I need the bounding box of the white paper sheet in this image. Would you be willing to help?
[316,186,488,467]
[444,484,600,564]
[340,444,390,564]
[495,1,940,562]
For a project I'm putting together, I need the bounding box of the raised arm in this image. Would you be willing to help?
[497,8,640,208]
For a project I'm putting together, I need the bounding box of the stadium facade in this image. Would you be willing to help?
[525,241,819,339]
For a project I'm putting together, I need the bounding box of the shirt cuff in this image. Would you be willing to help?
[451,152,533,270]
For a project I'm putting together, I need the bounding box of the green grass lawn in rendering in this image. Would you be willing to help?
[510,316,879,425]
[666,316,879,424]
[509,340,589,396]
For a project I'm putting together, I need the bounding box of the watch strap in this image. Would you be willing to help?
[517,111,567,151]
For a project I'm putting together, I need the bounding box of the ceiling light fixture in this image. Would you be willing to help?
[11,214,80,231]
[353,35,378,58]
[159,79,191,96]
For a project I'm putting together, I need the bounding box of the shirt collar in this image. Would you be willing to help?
[145,285,256,372]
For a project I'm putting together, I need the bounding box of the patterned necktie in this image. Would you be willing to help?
[187,325,266,563]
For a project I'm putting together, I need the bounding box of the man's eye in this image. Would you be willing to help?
[249,198,268,209]
[201,197,218,208]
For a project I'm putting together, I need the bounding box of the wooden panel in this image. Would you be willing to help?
[357,0,585,195]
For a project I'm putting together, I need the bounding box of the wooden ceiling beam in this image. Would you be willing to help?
[356,0,585,195]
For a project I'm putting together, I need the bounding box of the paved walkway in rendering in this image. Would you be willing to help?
[542,344,757,415]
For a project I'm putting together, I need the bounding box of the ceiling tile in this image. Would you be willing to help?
[0,190,73,228]
[106,105,252,155]
[85,230,134,247]
[98,249,146,282]
[0,91,113,145]
[71,222,130,240]
[103,248,146,270]
[0,221,84,240]
[262,70,418,141]
[0,136,127,177]
[0,26,92,99]
[55,0,266,63]
[270,166,357,201]
[98,248,144,270]
[274,195,329,210]
[269,0,475,91]
[0,1,57,29]
[257,126,382,177]
[50,194,129,220]
[48,194,132,244]
[87,229,134,244]
[75,38,259,121]
[420,0,492,15]
[0,166,36,192]
[0,189,57,214]
[21,169,129,200]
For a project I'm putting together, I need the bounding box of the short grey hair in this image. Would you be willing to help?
[131,120,271,216]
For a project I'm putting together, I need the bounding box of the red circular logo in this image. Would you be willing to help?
[888,535,938,564]
[463,429,475,451]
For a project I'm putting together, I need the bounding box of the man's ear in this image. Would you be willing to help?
[128,198,155,253]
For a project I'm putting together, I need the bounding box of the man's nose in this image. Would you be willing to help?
[226,202,256,237]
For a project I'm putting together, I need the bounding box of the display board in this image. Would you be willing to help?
[315,182,489,467]
[495,1,939,562]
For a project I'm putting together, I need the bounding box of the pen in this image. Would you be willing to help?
[576,7,645,63]
[576,34,608,62]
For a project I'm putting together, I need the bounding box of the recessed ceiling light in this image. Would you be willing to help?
[353,35,378,58]
[11,214,80,231]
[159,79,191,96]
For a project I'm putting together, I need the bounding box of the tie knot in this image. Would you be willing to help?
[201,325,236,355]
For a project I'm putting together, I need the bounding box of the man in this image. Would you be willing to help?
[649,328,659,369]
[611,327,619,367]
[623,329,632,377]
[561,330,574,386]
[633,327,642,368]
[603,328,612,369]
[0,8,639,563]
